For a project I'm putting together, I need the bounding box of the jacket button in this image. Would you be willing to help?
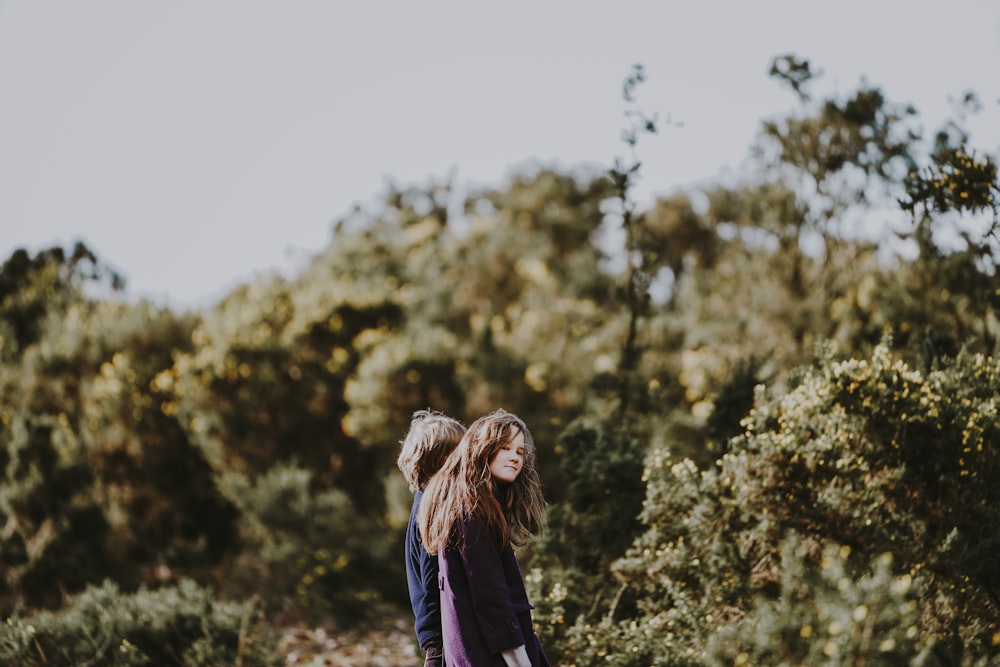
[509,621,519,632]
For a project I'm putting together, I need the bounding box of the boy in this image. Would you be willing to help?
[397,409,466,667]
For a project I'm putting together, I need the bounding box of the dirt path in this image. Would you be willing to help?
[279,618,420,666]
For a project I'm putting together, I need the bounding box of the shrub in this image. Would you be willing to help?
[704,536,932,666]
[0,412,112,612]
[218,462,405,627]
[527,419,646,662]
[0,300,238,612]
[554,343,1000,665]
[0,579,278,667]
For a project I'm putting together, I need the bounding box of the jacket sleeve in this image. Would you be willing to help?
[417,540,442,643]
[459,517,524,654]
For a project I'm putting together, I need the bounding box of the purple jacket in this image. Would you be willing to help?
[438,515,549,667]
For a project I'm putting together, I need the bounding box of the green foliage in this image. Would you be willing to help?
[79,309,238,568]
[903,148,999,217]
[608,63,662,420]
[4,55,1000,665]
[704,538,931,666]
[528,419,646,660]
[0,248,236,611]
[762,54,918,204]
[173,277,399,514]
[768,53,818,102]
[554,344,1000,665]
[634,193,721,300]
[892,143,1000,352]
[703,357,763,447]
[0,242,123,353]
[217,462,404,626]
[0,579,278,667]
[0,411,108,611]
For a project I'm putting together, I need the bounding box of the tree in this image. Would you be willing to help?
[0,242,123,353]
[0,245,234,611]
[896,93,1000,353]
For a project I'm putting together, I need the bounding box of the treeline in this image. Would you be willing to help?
[1,57,998,665]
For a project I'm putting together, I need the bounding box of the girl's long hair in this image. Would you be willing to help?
[419,409,546,555]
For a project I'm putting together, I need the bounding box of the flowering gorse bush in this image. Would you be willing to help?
[550,344,999,665]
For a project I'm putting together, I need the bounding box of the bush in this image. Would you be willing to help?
[218,462,405,627]
[704,536,932,666]
[0,300,238,613]
[527,419,646,662]
[0,579,278,667]
[553,343,1000,665]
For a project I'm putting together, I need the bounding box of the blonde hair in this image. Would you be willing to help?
[419,409,546,555]
[396,409,466,492]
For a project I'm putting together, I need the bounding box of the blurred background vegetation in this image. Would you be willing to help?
[2,56,999,665]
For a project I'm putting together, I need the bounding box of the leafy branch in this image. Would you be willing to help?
[610,64,659,421]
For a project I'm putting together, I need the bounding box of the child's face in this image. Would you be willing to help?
[488,429,525,483]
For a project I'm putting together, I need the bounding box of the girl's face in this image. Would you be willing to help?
[488,428,525,483]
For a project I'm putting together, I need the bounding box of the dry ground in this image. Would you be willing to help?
[279,618,420,667]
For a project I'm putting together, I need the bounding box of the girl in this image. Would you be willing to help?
[419,409,549,667]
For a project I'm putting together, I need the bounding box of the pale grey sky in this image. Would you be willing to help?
[3,1,999,308]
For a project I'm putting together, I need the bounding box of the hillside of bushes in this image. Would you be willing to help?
[1,57,998,665]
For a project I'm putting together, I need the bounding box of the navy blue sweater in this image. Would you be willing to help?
[405,490,443,649]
